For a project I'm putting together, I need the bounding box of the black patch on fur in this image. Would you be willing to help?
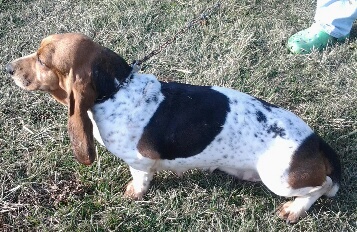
[256,111,267,123]
[267,123,286,138]
[92,48,132,104]
[253,97,279,112]
[138,82,230,160]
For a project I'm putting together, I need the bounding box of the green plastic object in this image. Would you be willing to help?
[287,26,349,54]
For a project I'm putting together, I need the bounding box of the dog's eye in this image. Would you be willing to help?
[37,56,45,66]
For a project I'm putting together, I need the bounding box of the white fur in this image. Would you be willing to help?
[89,73,335,221]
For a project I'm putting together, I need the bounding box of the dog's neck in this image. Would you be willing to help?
[92,49,133,104]
[94,71,134,104]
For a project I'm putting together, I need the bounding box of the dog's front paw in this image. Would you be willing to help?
[123,180,144,200]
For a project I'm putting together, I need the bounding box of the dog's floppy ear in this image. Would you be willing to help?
[60,33,131,165]
[67,69,97,165]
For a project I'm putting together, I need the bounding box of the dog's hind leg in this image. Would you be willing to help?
[257,134,341,223]
[276,176,337,224]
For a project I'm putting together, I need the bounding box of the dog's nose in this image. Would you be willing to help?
[5,63,14,75]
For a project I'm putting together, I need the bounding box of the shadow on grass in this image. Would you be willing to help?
[349,23,357,39]
[145,153,354,222]
[149,168,277,205]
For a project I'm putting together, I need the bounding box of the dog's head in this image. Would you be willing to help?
[6,33,132,165]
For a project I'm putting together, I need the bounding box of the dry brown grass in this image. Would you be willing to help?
[1,0,356,231]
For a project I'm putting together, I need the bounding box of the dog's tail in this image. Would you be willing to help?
[319,136,342,197]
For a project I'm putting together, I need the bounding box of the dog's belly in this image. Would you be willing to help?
[156,152,261,182]
[154,123,309,182]
[158,163,261,182]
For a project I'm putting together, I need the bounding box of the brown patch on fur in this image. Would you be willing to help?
[137,135,161,159]
[7,33,118,165]
[67,77,97,165]
[288,134,327,189]
[323,156,333,175]
[43,34,102,165]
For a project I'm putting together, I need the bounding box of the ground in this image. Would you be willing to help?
[0,0,356,231]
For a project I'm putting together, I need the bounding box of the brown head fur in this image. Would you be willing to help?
[6,33,131,165]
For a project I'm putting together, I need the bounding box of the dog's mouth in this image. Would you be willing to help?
[11,72,40,91]
[6,61,37,90]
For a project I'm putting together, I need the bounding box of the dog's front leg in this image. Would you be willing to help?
[124,166,154,200]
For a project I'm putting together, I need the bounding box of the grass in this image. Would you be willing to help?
[0,0,356,231]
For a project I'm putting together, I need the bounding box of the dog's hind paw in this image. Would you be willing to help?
[276,201,307,224]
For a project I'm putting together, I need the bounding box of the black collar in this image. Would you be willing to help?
[94,73,134,104]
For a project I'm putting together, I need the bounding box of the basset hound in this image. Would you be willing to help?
[6,33,341,223]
